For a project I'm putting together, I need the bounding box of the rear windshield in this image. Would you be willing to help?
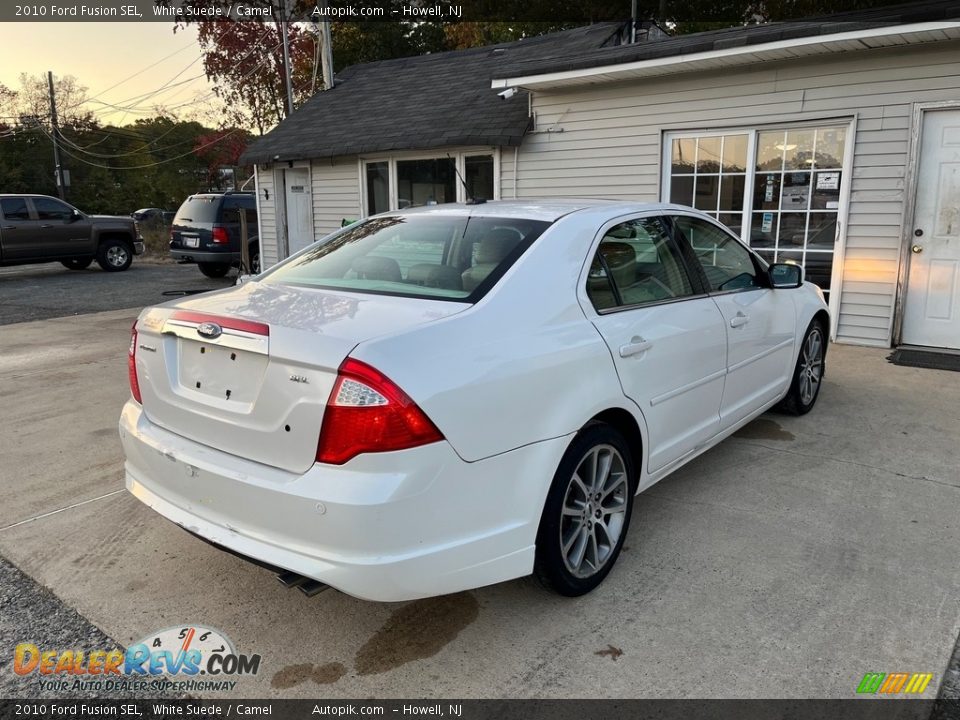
[174,196,221,224]
[261,214,551,301]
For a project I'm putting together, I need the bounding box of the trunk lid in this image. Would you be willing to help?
[134,281,467,473]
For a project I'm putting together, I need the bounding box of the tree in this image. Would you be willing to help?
[192,17,316,135]
[12,73,94,129]
[193,127,251,189]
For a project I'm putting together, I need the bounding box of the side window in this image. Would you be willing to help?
[673,215,760,292]
[0,198,31,221]
[32,197,73,222]
[587,217,696,312]
[220,198,240,224]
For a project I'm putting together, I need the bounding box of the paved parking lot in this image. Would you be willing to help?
[0,261,234,326]
[0,300,958,700]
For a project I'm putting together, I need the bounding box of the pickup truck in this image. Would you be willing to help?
[0,194,144,272]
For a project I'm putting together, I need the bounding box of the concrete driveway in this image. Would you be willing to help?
[1,309,958,699]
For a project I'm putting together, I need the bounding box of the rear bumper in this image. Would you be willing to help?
[170,250,238,264]
[119,401,570,601]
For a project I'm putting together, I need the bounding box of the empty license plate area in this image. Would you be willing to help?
[177,339,267,405]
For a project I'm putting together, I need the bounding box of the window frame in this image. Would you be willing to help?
[661,119,856,337]
[358,149,500,218]
[29,196,75,222]
[580,212,711,316]
[0,197,35,221]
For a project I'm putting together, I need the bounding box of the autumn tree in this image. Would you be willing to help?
[191,17,317,135]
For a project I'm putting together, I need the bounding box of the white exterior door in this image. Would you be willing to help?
[903,110,960,349]
[283,168,313,256]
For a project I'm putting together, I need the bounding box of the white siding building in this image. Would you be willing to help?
[242,2,960,350]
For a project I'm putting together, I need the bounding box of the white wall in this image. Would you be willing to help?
[514,41,960,347]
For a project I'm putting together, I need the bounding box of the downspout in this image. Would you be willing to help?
[513,146,519,199]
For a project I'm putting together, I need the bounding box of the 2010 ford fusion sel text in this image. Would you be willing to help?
[119,200,828,601]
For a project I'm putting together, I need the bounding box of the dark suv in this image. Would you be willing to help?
[169,192,259,278]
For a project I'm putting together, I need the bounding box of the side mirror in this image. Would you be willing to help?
[769,262,803,289]
[70,209,83,223]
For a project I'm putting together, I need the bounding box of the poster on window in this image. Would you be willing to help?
[816,172,840,190]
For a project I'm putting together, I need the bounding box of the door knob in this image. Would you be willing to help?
[911,244,923,254]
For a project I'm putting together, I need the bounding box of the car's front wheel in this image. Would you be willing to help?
[61,258,93,271]
[96,239,133,272]
[777,319,826,415]
[535,423,635,596]
[198,262,231,278]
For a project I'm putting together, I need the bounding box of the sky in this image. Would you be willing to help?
[0,23,217,125]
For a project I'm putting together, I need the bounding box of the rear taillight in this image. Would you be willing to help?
[211,226,229,244]
[128,322,142,404]
[316,358,443,465]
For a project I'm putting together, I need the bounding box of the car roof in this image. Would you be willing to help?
[381,199,704,222]
[0,194,65,199]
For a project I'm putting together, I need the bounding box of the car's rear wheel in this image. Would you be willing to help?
[249,243,261,274]
[198,262,231,278]
[535,423,635,596]
[777,319,826,415]
[61,258,93,271]
[96,239,133,272]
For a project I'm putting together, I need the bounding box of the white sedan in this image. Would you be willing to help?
[120,200,828,601]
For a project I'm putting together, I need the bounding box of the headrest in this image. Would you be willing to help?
[597,242,636,288]
[352,255,402,282]
[475,229,520,265]
[406,263,463,290]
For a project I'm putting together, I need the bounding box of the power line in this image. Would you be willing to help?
[58,38,202,113]
[37,122,245,170]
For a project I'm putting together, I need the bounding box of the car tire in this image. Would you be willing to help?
[776,319,827,416]
[534,423,636,597]
[198,262,231,278]
[96,239,133,272]
[248,243,260,274]
[61,258,93,271]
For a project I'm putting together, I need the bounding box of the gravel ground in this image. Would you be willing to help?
[0,556,177,700]
[0,261,235,326]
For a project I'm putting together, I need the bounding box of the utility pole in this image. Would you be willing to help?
[319,6,333,91]
[280,0,295,116]
[47,70,66,200]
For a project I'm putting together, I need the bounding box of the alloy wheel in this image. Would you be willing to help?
[107,245,129,267]
[560,444,629,578]
[798,327,823,406]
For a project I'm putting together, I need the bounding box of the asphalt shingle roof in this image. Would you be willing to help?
[498,0,960,79]
[240,1,959,165]
[240,23,620,164]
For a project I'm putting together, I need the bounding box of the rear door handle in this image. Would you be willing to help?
[619,336,653,358]
[730,313,749,328]
[40,224,53,228]
[1,226,14,230]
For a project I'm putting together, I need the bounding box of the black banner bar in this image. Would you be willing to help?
[0,700,958,720]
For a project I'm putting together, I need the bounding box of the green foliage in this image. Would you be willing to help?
[0,117,243,215]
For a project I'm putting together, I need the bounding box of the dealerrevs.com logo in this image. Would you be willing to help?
[14,625,261,693]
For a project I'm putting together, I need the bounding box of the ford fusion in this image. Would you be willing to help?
[120,201,828,601]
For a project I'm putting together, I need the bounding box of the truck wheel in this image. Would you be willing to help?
[96,239,133,272]
[61,258,93,271]
[198,262,231,278]
[250,244,261,274]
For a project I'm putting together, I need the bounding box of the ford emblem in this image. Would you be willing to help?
[196,322,223,339]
